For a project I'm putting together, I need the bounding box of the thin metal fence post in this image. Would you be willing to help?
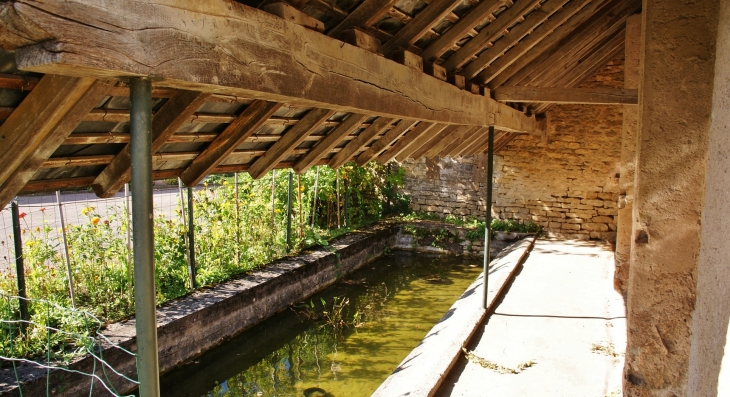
[186,186,196,289]
[55,191,76,308]
[336,169,341,229]
[271,170,276,227]
[311,166,320,228]
[286,170,293,252]
[343,179,349,228]
[234,172,240,263]
[177,178,189,267]
[129,76,160,397]
[125,183,132,278]
[297,174,303,239]
[10,201,28,329]
[482,126,495,310]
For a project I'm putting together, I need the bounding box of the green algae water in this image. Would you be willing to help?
[159,250,481,397]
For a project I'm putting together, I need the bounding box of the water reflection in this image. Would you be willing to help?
[159,251,481,397]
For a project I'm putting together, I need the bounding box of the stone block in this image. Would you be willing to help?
[582,223,609,232]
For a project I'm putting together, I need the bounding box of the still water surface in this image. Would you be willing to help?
[159,250,481,397]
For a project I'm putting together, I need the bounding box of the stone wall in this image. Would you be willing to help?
[401,60,624,241]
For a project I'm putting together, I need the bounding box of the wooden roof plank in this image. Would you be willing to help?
[440,125,482,157]
[0,78,114,209]
[248,107,335,179]
[419,0,506,62]
[441,0,542,72]
[452,126,488,156]
[292,113,368,173]
[425,124,471,158]
[92,90,210,197]
[377,121,439,164]
[382,0,463,55]
[408,124,458,159]
[0,74,94,193]
[355,118,419,165]
[460,0,577,80]
[328,116,394,168]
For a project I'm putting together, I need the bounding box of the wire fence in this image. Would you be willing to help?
[0,163,407,395]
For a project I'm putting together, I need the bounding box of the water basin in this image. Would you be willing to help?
[158,250,482,397]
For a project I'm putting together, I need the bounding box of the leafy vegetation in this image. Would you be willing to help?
[399,211,543,241]
[0,162,407,362]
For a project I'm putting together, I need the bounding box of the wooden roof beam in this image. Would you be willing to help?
[460,0,579,80]
[293,113,368,173]
[495,87,638,104]
[0,79,114,209]
[377,122,438,164]
[441,0,542,72]
[382,0,463,55]
[419,0,507,62]
[92,90,210,197]
[4,0,539,132]
[247,107,335,179]
[407,124,458,160]
[328,116,394,169]
[428,125,473,158]
[440,126,483,157]
[485,0,631,89]
[355,119,419,165]
[328,0,395,38]
[0,74,95,208]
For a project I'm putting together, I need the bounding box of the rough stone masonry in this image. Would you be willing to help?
[401,59,625,242]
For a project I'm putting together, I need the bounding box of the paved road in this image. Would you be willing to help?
[437,239,626,397]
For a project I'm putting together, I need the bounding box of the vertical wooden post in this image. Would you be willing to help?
[177,178,189,267]
[10,201,28,328]
[129,76,160,397]
[311,166,320,228]
[55,191,75,308]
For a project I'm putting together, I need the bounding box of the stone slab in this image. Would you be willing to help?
[371,236,536,397]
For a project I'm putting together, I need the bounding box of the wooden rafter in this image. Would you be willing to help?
[0,79,114,209]
[4,0,543,133]
[328,0,395,37]
[408,124,458,160]
[439,126,481,157]
[377,122,439,164]
[425,124,471,158]
[248,108,335,179]
[419,0,506,62]
[355,119,419,165]
[329,116,394,169]
[0,74,95,194]
[441,0,542,72]
[486,0,630,88]
[381,0,462,55]
[92,90,210,197]
[452,126,488,156]
[495,87,638,104]
[292,113,368,173]
[460,0,579,80]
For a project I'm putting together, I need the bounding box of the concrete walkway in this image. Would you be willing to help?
[437,239,626,397]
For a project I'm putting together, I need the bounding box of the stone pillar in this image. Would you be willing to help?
[624,0,723,395]
[614,14,640,297]
[687,1,730,395]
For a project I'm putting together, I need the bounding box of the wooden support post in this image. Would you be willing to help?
[55,191,75,308]
[181,100,281,185]
[249,108,335,179]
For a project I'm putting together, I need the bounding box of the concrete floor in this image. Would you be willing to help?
[437,239,626,397]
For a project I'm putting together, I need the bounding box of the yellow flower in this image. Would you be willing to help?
[91,217,100,225]
[81,206,95,216]
[275,209,281,213]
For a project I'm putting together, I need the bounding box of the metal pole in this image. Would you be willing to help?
[129,76,160,397]
[271,170,276,227]
[311,166,320,228]
[234,172,240,264]
[124,183,132,278]
[386,163,392,214]
[336,170,341,229]
[55,191,76,308]
[343,179,349,228]
[10,201,28,328]
[187,187,196,289]
[177,178,189,267]
[286,170,293,252]
[482,126,495,310]
[297,174,303,239]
